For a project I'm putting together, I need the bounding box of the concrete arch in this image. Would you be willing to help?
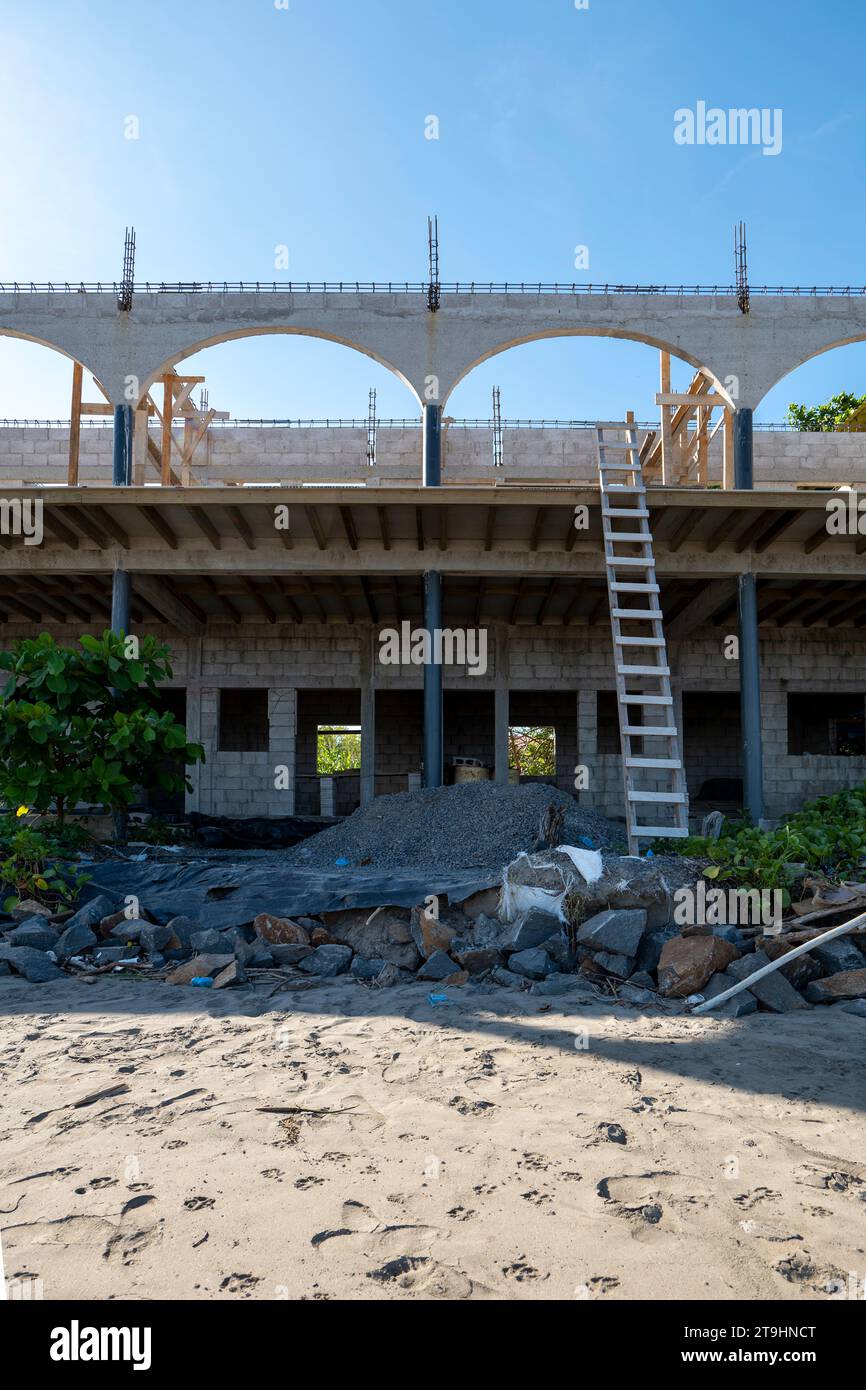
[439,327,735,410]
[0,326,105,394]
[751,331,866,414]
[139,325,422,406]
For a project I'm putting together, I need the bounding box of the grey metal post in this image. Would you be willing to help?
[112,403,133,486]
[737,573,764,823]
[734,406,763,821]
[423,570,443,789]
[422,402,444,786]
[733,406,753,489]
[111,570,131,635]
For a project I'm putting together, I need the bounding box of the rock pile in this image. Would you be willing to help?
[2,852,865,1016]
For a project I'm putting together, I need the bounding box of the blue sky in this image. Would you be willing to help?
[1,0,865,421]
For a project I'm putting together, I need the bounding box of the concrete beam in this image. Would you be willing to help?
[665,579,736,638]
[131,575,203,634]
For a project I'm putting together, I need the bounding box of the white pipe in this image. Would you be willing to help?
[690,910,866,1015]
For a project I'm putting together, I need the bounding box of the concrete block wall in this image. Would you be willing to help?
[3,422,866,488]
[0,617,864,823]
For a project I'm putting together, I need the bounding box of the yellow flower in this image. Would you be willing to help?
[16,805,29,818]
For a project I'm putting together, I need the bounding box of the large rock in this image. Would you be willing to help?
[454,947,503,975]
[61,894,117,935]
[809,937,866,975]
[270,943,314,967]
[54,922,97,959]
[458,888,501,919]
[298,944,353,977]
[636,925,680,975]
[417,949,458,982]
[6,917,57,951]
[502,908,561,953]
[507,851,685,929]
[805,969,866,1004]
[323,907,420,971]
[585,949,633,980]
[762,939,822,991]
[0,944,64,982]
[410,906,456,960]
[576,908,647,959]
[139,923,175,954]
[491,966,526,989]
[700,970,758,1017]
[10,898,51,922]
[254,913,310,946]
[110,918,150,944]
[165,915,197,946]
[190,929,226,955]
[725,950,810,1012]
[509,947,555,980]
[658,934,739,997]
[167,953,233,985]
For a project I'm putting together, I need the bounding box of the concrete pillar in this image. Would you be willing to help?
[268,688,297,815]
[422,403,441,487]
[576,688,597,808]
[184,638,203,814]
[494,625,509,785]
[112,403,134,486]
[319,776,335,818]
[422,571,443,788]
[734,407,754,489]
[360,629,376,806]
[110,570,131,636]
[738,574,764,823]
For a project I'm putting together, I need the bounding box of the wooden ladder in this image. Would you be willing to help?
[595,419,690,855]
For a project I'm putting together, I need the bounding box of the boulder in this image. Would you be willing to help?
[725,950,810,1012]
[254,913,311,946]
[190,929,227,955]
[503,908,562,953]
[442,970,470,987]
[139,924,174,954]
[270,943,314,967]
[587,950,634,980]
[658,934,739,997]
[699,970,758,1017]
[323,907,420,971]
[10,898,51,922]
[839,999,866,1018]
[455,947,503,975]
[6,917,57,951]
[61,894,117,934]
[542,932,579,973]
[410,906,456,960]
[762,939,822,991]
[54,922,97,959]
[165,915,197,946]
[311,927,334,946]
[458,887,501,919]
[805,969,866,1004]
[94,945,128,965]
[635,925,680,975]
[167,953,233,985]
[350,956,390,980]
[0,944,64,982]
[809,938,866,975]
[491,966,526,989]
[576,908,647,959]
[110,919,149,944]
[298,944,353,977]
[212,961,245,990]
[509,947,555,981]
[417,949,458,982]
[529,973,593,998]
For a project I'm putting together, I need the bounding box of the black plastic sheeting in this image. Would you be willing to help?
[84,860,501,931]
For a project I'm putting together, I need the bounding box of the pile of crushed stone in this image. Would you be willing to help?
[285,782,625,872]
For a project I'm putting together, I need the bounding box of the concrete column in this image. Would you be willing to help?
[268,688,297,815]
[577,688,597,808]
[110,570,131,635]
[112,403,134,486]
[422,571,443,788]
[184,638,203,814]
[738,574,764,823]
[422,403,441,487]
[360,629,376,806]
[494,625,509,785]
[734,407,754,489]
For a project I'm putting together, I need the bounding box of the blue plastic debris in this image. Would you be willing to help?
[335,857,350,867]
[190,977,213,988]
[577,836,595,849]
[428,993,451,1006]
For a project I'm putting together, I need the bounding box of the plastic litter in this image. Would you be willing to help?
[428,993,452,1006]
[335,858,350,867]
[190,977,214,988]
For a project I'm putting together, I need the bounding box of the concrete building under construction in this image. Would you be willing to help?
[1,245,865,843]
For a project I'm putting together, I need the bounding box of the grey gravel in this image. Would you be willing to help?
[285,782,624,873]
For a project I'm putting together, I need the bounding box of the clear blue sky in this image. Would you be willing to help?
[1,0,865,422]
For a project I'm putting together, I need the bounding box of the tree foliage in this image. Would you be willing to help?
[509,726,556,777]
[786,392,866,432]
[0,631,205,823]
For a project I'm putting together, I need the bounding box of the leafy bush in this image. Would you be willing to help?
[786,392,866,432]
[0,631,205,825]
[0,822,89,912]
[666,783,866,897]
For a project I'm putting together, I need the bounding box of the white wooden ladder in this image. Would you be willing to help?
[595,420,690,855]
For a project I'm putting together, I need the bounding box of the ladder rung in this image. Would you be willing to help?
[618,665,671,676]
[603,507,650,518]
[606,556,654,567]
[600,462,639,471]
[597,421,642,431]
[628,791,687,804]
[603,484,645,493]
[611,582,660,593]
[625,757,682,769]
[598,441,639,451]
[615,636,666,646]
[612,607,662,619]
[623,731,678,742]
[630,825,691,839]
[621,695,673,705]
[603,531,649,543]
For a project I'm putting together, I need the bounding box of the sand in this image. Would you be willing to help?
[1,972,865,1302]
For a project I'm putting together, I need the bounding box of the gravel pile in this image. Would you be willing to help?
[285,782,625,871]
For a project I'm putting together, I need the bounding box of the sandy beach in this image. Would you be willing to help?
[1,972,865,1302]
